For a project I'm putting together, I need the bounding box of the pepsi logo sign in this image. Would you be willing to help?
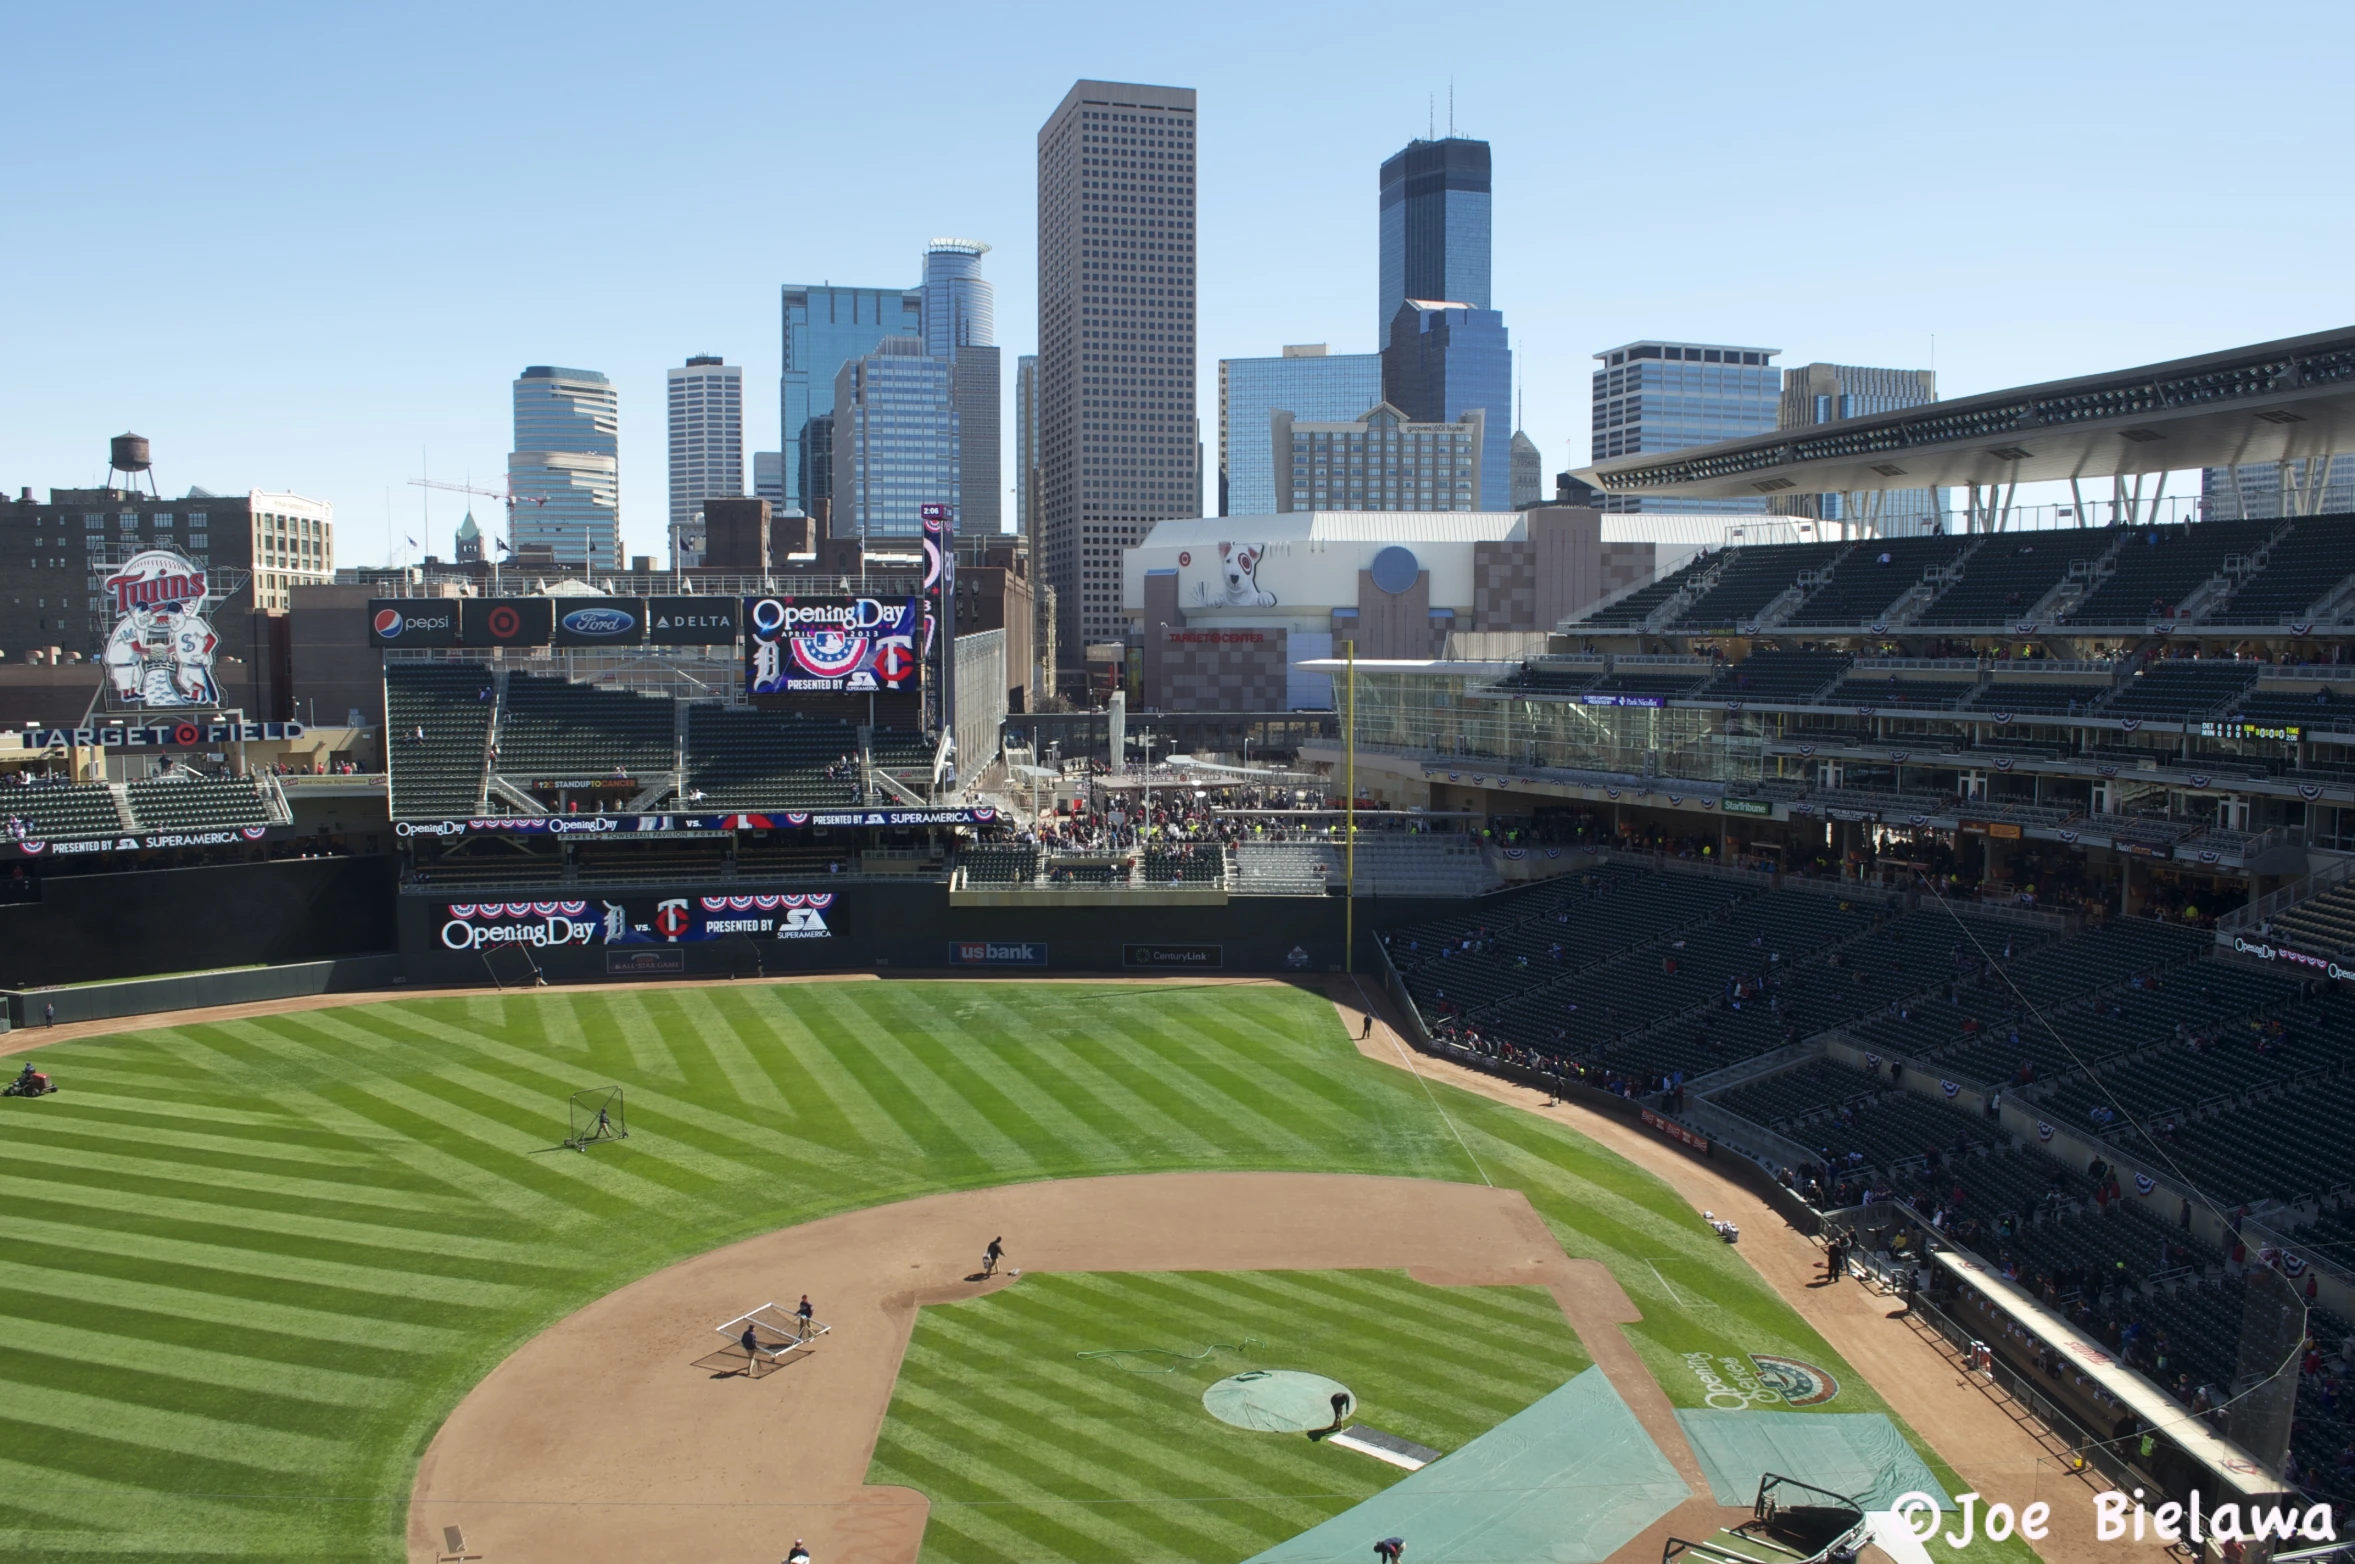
[373,608,404,637]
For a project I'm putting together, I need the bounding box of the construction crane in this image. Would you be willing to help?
[405,477,547,513]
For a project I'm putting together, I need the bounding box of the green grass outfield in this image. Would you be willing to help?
[870,1270,1593,1562]
[0,980,2030,1564]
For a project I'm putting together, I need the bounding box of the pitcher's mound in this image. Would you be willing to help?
[1204,1369,1354,1432]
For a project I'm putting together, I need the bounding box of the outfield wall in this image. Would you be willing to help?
[6,953,405,1029]
[393,884,1483,985]
[0,856,398,990]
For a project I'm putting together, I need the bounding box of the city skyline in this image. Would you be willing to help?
[6,3,2351,565]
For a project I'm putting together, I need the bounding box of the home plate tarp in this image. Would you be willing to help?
[1245,1367,1690,1564]
[1674,1410,1953,1513]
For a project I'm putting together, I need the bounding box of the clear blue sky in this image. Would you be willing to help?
[5,1,2348,565]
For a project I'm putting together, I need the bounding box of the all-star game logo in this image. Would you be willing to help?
[1748,1353,1840,1406]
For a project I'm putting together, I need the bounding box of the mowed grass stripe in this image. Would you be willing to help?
[730,987,932,1160]
[0,1380,349,1474]
[0,979,2020,1564]
[0,1213,535,1312]
[0,1310,402,1408]
[0,1261,464,1357]
[0,1181,564,1283]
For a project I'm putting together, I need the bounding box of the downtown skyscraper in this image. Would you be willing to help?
[509,365,619,568]
[1037,78,1197,686]
[666,355,742,566]
[1378,137,1491,338]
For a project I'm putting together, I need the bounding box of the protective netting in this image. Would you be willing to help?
[2227,1262,2305,1477]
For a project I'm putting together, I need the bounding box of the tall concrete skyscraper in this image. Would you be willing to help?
[780,285,922,520]
[1378,137,1491,339]
[1037,78,1198,689]
[509,365,619,568]
[922,239,1002,536]
[666,355,743,566]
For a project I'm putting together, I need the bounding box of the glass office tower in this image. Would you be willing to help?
[1218,345,1383,515]
[1381,302,1512,511]
[1591,341,1781,514]
[831,338,958,542]
[509,365,619,567]
[1378,137,1491,340]
[780,285,922,516]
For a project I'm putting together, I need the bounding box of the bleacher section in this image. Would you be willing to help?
[961,843,1039,885]
[1784,535,1970,628]
[1143,845,1224,885]
[125,776,269,833]
[2270,879,2355,956]
[386,664,495,818]
[1673,542,1845,629]
[1976,678,2116,717]
[2065,520,2276,625]
[2235,682,2355,734]
[497,673,676,785]
[2215,516,2355,624]
[1234,842,1337,894]
[0,783,125,841]
[682,707,862,808]
[1822,674,1979,710]
[2099,660,2259,722]
[1913,538,2088,627]
[1579,551,1719,629]
[1713,650,1851,703]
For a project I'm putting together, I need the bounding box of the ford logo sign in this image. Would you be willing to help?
[562,607,635,637]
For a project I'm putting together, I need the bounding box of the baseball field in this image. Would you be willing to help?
[0,978,2017,1564]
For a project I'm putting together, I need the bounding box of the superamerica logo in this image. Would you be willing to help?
[699,892,835,939]
[440,901,599,951]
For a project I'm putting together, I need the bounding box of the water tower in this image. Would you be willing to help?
[107,433,159,497]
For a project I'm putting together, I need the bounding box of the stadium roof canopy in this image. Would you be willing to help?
[1576,325,2355,502]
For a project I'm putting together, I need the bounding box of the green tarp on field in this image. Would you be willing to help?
[1674,1410,1953,1513]
[1245,1367,1690,1563]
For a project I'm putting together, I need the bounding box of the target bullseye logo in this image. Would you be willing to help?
[171,722,202,747]
[487,604,522,640]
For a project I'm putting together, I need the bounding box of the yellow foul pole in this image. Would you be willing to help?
[1344,638,1356,973]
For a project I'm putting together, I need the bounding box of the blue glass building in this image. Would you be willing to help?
[1378,138,1491,340]
[1381,303,1512,511]
[508,365,619,568]
[832,339,958,542]
[1217,346,1383,515]
[1591,341,1781,514]
[780,285,922,516]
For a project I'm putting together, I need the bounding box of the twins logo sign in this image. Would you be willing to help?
[605,893,836,943]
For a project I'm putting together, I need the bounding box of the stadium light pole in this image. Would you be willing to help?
[1344,638,1355,973]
